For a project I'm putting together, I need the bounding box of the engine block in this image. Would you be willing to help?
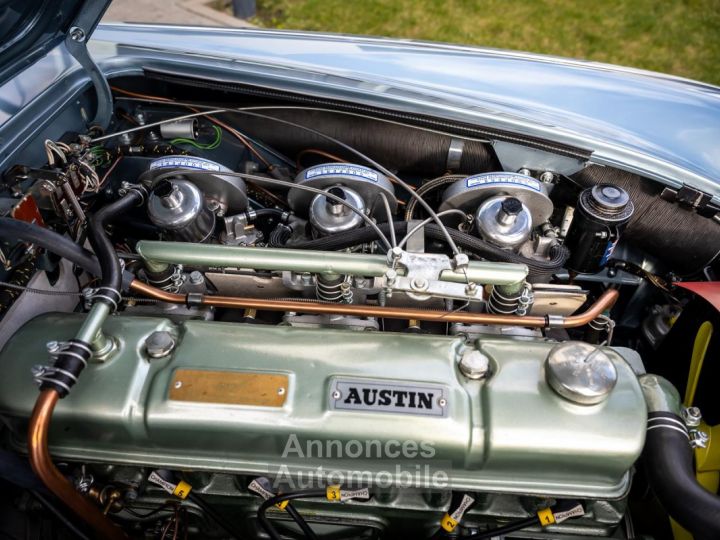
[0,314,645,503]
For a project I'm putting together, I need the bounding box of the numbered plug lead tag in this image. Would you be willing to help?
[248,478,289,510]
[440,494,475,532]
[148,471,192,500]
[537,503,585,526]
[326,485,371,502]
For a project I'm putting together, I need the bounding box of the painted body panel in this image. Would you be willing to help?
[1,24,719,199]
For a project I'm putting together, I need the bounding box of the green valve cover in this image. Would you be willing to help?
[0,314,646,499]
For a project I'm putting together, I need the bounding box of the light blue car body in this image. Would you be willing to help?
[0,23,718,200]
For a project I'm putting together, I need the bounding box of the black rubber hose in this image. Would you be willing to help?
[269,224,293,247]
[86,190,145,305]
[288,222,569,277]
[0,218,100,276]
[284,504,319,540]
[465,516,538,539]
[643,412,720,539]
[257,489,326,540]
[250,208,288,222]
[187,492,243,540]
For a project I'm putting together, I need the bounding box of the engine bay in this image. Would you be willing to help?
[0,76,719,539]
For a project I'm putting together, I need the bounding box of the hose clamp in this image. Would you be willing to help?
[34,339,93,397]
[118,182,148,204]
[92,286,122,312]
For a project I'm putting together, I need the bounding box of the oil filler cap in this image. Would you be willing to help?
[545,341,617,405]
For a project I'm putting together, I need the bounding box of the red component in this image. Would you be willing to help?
[677,282,720,312]
[10,194,45,227]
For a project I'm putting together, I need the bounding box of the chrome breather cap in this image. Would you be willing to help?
[545,341,617,405]
[475,195,533,248]
[580,184,634,221]
[309,185,366,235]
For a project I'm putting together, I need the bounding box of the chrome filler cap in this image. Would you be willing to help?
[545,341,617,405]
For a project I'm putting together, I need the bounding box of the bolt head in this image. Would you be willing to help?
[411,277,429,291]
[189,271,204,285]
[682,406,702,427]
[540,171,555,183]
[46,341,60,354]
[458,349,490,380]
[145,331,176,359]
[69,27,85,42]
[453,253,469,271]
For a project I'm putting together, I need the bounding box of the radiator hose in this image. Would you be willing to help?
[86,187,147,305]
[29,188,147,540]
[640,375,720,539]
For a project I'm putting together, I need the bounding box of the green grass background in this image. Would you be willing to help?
[252,0,720,86]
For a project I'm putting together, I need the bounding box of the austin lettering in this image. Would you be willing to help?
[343,387,434,409]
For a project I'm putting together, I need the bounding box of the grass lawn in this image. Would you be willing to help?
[252,0,720,86]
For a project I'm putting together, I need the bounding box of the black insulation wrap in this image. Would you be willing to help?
[572,166,720,273]
[287,222,569,277]
[220,109,500,177]
[643,412,720,539]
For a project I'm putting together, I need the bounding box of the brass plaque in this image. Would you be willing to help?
[169,369,288,407]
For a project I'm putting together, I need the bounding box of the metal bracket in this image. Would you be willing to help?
[661,185,720,217]
[65,4,113,129]
[388,251,484,302]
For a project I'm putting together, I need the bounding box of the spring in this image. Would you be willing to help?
[487,285,533,316]
[146,264,184,293]
[487,287,521,315]
[316,274,353,303]
[589,314,616,345]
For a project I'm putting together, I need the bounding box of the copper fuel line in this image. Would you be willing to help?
[129,280,619,329]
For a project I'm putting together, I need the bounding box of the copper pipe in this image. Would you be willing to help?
[130,279,618,328]
[29,389,127,540]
